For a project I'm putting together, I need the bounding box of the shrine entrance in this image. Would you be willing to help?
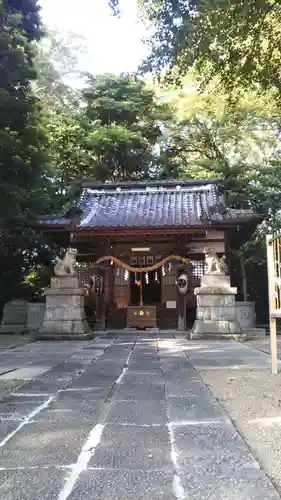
[130,271,162,306]
[95,254,190,330]
[37,178,260,334]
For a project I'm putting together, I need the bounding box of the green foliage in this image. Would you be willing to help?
[161,74,280,206]
[0,0,53,312]
[161,74,281,318]
[138,0,281,101]
[46,73,174,194]
[45,110,92,204]
[82,73,167,180]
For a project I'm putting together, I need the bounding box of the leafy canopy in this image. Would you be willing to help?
[46,73,172,197]
[136,0,281,100]
[0,0,53,307]
[161,73,281,211]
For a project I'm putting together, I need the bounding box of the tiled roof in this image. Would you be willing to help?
[38,179,259,229]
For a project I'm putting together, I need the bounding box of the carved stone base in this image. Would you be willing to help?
[191,274,242,339]
[37,276,92,340]
[191,319,242,338]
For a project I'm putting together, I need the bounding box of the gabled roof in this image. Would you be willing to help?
[38,178,259,230]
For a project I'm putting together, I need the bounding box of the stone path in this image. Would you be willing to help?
[0,333,279,499]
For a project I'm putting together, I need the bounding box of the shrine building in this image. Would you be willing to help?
[37,178,259,331]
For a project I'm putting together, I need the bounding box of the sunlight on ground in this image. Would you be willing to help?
[248,416,281,427]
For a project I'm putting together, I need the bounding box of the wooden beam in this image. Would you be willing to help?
[73,227,207,237]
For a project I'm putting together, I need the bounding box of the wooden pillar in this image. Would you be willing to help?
[94,267,105,331]
[139,274,144,307]
[108,263,115,308]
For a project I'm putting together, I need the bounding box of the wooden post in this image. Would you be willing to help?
[139,274,144,308]
[94,267,105,331]
[266,234,278,374]
[108,262,115,308]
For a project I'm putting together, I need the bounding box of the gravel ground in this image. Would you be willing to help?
[200,367,281,494]
[246,337,281,357]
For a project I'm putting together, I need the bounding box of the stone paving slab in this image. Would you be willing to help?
[82,365,126,377]
[89,425,173,470]
[112,382,165,401]
[35,371,74,383]
[67,374,117,390]
[246,337,281,357]
[162,368,199,381]
[0,366,52,380]
[0,335,31,349]
[2,393,50,403]
[0,420,23,441]
[0,421,93,467]
[57,387,112,401]
[0,401,39,420]
[127,362,162,372]
[0,468,67,500]
[179,468,281,500]
[165,379,211,398]
[105,400,168,425]
[68,470,173,500]
[121,372,164,385]
[38,362,82,378]
[183,340,280,370]
[166,395,228,423]
[13,379,68,394]
[173,422,260,471]
[0,380,23,401]
[124,366,162,375]
[35,399,103,423]
[0,333,280,500]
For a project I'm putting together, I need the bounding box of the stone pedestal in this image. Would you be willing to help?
[27,303,45,333]
[37,276,92,340]
[0,299,29,334]
[191,274,242,339]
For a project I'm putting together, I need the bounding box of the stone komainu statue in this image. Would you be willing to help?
[203,247,228,275]
[53,248,78,276]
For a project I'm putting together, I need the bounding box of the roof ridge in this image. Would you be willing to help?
[82,178,221,190]
[83,184,216,195]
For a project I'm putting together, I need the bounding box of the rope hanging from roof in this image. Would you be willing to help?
[95,254,189,273]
